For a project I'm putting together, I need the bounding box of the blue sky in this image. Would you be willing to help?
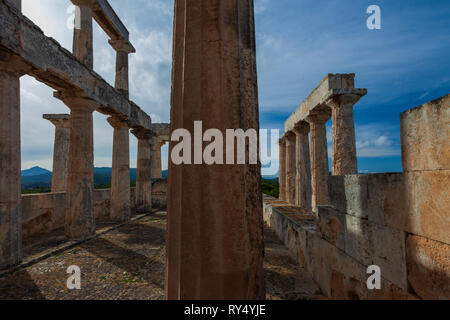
[19,0,450,174]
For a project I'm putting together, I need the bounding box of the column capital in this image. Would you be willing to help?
[285,131,296,143]
[43,114,71,128]
[326,93,364,110]
[108,39,136,54]
[131,128,154,140]
[54,91,99,112]
[107,116,130,129]
[71,0,95,7]
[293,121,310,135]
[306,112,330,125]
[278,136,286,146]
[0,51,32,77]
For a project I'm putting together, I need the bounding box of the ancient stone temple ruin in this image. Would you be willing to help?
[266,74,449,299]
[0,0,169,269]
[0,0,448,301]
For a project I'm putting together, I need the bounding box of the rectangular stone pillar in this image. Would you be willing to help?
[327,94,364,175]
[108,116,131,222]
[307,112,330,209]
[132,129,153,212]
[278,138,286,201]
[0,64,22,269]
[285,132,296,204]
[294,121,312,210]
[43,114,70,193]
[167,0,265,300]
[56,94,98,239]
[72,0,94,69]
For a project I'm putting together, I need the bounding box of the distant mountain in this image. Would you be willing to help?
[21,166,51,177]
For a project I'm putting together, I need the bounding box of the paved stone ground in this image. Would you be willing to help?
[0,211,320,300]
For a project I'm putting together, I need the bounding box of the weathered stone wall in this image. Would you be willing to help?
[266,94,449,300]
[21,185,168,240]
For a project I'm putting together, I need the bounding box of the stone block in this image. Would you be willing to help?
[406,235,450,300]
[328,175,368,218]
[317,206,346,251]
[344,215,372,265]
[401,94,450,171]
[371,223,407,290]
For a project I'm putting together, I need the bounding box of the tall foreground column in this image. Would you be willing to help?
[307,112,330,209]
[167,0,265,299]
[294,122,312,210]
[132,129,153,212]
[43,115,71,193]
[327,95,362,175]
[57,94,98,239]
[108,117,131,222]
[0,52,26,269]
[285,132,296,204]
[278,138,286,201]
[72,0,94,69]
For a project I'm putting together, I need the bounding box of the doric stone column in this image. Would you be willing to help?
[327,94,362,175]
[132,129,153,212]
[43,114,71,193]
[307,112,330,209]
[285,131,296,204]
[109,40,135,99]
[107,116,131,222]
[294,121,312,211]
[150,139,164,179]
[278,137,286,201]
[167,0,265,300]
[0,50,28,269]
[56,93,98,239]
[72,0,94,69]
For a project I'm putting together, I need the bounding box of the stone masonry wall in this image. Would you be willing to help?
[264,94,449,300]
[21,179,167,239]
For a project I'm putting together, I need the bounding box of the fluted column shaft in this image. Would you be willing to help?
[72,0,94,69]
[133,129,153,212]
[108,117,131,222]
[167,0,265,300]
[150,139,164,179]
[278,138,286,201]
[328,95,361,175]
[58,95,98,239]
[44,115,71,193]
[294,122,312,211]
[109,40,135,99]
[0,63,23,269]
[308,113,330,209]
[285,132,296,204]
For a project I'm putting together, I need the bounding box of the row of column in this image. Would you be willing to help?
[43,116,167,210]
[278,94,362,211]
[1,0,142,269]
